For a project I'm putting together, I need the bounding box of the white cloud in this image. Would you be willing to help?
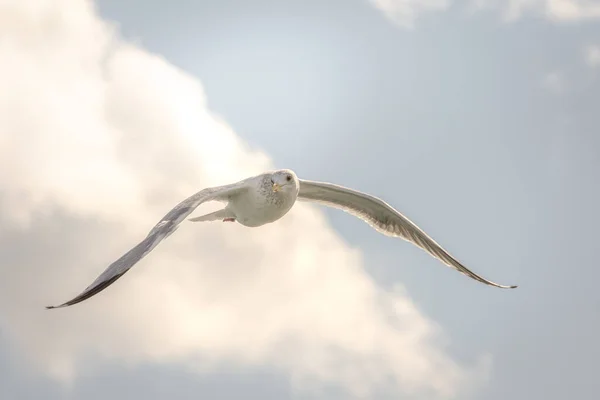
[368,0,451,28]
[545,0,600,21]
[471,0,600,22]
[372,0,600,27]
[0,0,487,398]
[585,44,600,67]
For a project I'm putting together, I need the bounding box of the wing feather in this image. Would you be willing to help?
[46,181,248,309]
[297,179,517,289]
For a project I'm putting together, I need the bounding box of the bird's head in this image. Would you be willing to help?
[270,169,299,193]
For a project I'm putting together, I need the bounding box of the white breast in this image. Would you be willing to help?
[228,176,298,227]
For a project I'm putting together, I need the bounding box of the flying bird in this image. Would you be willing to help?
[46,169,517,309]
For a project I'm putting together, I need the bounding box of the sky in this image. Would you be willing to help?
[0,0,599,399]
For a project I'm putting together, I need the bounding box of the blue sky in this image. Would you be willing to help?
[1,0,599,399]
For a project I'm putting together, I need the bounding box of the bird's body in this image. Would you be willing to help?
[222,171,299,227]
[46,168,517,310]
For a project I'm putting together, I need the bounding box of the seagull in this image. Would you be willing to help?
[46,169,517,309]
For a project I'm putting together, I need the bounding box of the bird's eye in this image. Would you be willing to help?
[286,175,292,181]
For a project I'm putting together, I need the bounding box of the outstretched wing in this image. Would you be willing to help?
[46,181,248,309]
[297,179,517,289]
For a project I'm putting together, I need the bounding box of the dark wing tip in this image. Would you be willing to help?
[45,299,79,310]
[487,281,518,289]
[492,283,518,289]
[45,272,125,310]
[45,304,65,310]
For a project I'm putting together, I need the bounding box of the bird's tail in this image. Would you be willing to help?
[188,208,234,222]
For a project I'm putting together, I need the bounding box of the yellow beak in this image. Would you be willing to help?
[272,183,281,192]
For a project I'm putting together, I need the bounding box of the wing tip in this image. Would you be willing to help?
[497,283,518,289]
[46,299,75,309]
[45,303,67,310]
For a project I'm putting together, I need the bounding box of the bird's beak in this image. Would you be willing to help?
[272,183,281,192]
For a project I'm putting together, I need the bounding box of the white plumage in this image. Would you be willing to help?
[47,168,516,309]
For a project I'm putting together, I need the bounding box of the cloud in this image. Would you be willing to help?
[0,0,486,398]
[370,0,600,28]
[544,0,600,21]
[471,0,600,22]
[368,0,451,28]
[584,44,600,68]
